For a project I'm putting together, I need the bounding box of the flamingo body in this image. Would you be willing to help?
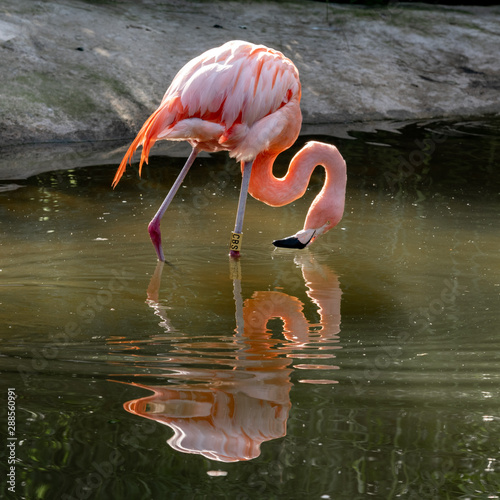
[112,40,346,260]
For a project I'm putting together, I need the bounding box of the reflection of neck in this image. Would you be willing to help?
[300,258,342,337]
[243,291,309,343]
[248,141,347,229]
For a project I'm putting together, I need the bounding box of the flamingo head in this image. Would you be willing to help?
[272,221,332,249]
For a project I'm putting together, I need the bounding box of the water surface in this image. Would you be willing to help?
[1,118,499,499]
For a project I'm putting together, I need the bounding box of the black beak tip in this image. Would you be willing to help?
[272,236,308,249]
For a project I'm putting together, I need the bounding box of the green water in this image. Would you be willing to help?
[1,118,499,499]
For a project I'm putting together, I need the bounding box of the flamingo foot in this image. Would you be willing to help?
[148,219,165,261]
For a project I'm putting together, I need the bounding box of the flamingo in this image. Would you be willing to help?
[112,40,347,260]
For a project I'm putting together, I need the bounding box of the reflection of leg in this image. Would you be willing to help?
[230,160,253,258]
[146,261,176,332]
[148,147,199,261]
[147,261,165,302]
[233,280,244,338]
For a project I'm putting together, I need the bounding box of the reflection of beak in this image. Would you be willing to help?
[273,229,316,249]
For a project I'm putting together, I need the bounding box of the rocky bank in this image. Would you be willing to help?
[0,0,499,149]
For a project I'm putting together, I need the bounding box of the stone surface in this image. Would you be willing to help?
[0,0,499,149]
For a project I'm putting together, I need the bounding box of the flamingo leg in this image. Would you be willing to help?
[148,147,199,261]
[229,160,253,258]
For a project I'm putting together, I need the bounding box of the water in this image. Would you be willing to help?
[1,118,499,499]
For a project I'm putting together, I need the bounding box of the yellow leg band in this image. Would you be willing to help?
[229,232,243,252]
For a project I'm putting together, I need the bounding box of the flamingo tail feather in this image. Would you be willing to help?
[112,104,173,188]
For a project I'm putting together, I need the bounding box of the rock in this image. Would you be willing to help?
[0,0,499,149]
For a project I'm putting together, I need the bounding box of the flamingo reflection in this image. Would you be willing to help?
[120,256,342,462]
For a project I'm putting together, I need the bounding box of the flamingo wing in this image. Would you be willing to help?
[112,41,301,187]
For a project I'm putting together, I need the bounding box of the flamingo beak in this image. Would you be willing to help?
[273,228,316,249]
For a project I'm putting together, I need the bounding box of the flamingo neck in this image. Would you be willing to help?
[248,141,347,231]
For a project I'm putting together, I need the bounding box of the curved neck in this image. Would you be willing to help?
[248,141,347,230]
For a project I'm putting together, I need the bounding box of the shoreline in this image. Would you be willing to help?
[0,1,499,166]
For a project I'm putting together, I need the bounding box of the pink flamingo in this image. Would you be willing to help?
[112,40,347,260]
